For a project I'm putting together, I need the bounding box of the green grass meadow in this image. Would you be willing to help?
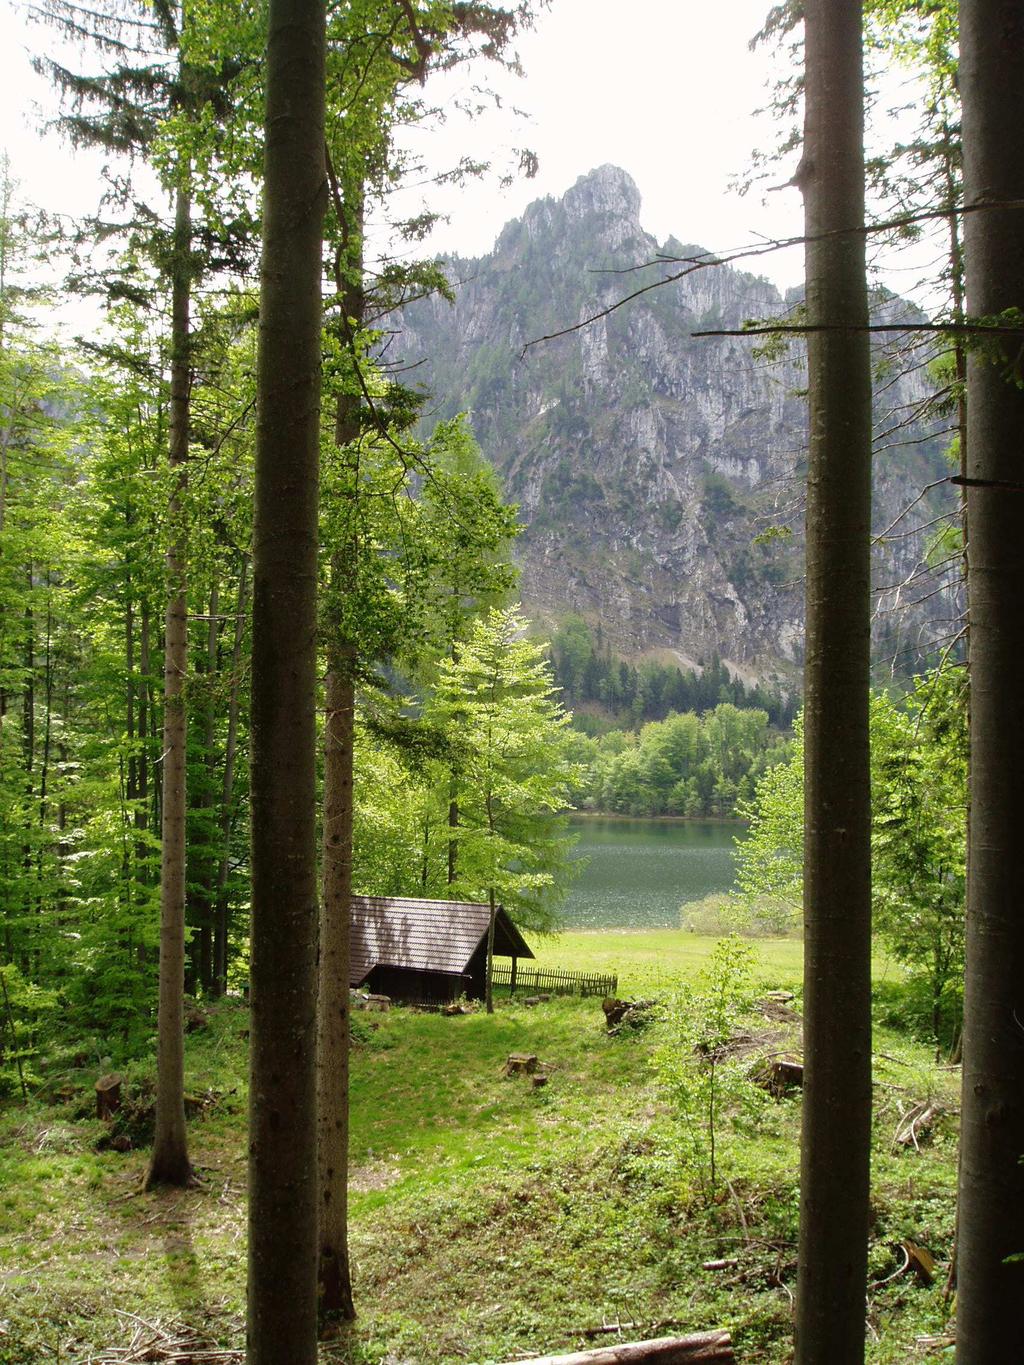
[0,931,957,1364]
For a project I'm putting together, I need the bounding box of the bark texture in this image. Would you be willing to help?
[247,0,326,1355]
[956,4,1024,1357]
[146,184,193,1190]
[795,4,873,1361]
[316,173,364,1327]
[317,656,356,1322]
[317,402,361,1325]
[213,556,247,995]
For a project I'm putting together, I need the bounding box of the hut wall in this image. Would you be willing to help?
[365,965,470,1007]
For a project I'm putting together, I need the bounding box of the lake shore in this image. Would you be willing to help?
[569,810,747,826]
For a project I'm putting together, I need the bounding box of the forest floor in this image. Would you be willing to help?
[0,932,958,1364]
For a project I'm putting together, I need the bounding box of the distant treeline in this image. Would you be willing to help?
[567,703,791,819]
[548,615,798,731]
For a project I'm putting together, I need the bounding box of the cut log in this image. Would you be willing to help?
[894,1101,943,1149]
[95,1072,124,1121]
[504,1052,538,1077]
[752,1057,804,1098]
[532,1074,549,1089]
[498,1331,735,1364]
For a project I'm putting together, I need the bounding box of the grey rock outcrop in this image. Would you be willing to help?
[395,165,959,685]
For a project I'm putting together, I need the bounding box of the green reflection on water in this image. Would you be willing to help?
[562,817,746,930]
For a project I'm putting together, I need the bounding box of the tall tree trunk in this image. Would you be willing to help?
[794,4,873,1362]
[247,0,325,1354]
[146,182,194,1189]
[140,599,153,839]
[214,556,247,996]
[955,5,1024,1358]
[318,647,356,1324]
[447,785,459,885]
[317,181,364,1329]
[485,884,497,1015]
[195,586,219,995]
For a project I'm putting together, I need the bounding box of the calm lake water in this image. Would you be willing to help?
[561,817,745,930]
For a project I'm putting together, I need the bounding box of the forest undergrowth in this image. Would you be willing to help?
[0,934,958,1364]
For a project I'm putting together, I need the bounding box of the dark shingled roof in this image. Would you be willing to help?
[349,895,534,987]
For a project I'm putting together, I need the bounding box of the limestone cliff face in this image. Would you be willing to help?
[395,165,958,684]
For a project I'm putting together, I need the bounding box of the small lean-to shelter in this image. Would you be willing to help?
[349,895,534,1006]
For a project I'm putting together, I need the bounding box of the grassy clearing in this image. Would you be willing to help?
[532,929,804,994]
[0,933,957,1365]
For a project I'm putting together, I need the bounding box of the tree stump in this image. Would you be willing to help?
[504,1052,538,1077]
[95,1073,123,1121]
[603,999,629,1027]
[357,994,390,1012]
[752,1057,804,1098]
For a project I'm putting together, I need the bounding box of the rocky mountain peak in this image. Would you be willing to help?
[501,164,648,258]
[562,163,642,225]
[397,170,958,685]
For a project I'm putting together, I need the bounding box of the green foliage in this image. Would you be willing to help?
[653,938,768,1200]
[549,616,797,729]
[0,965,57,1098]
[428,606,582,932]
[576,702,790,820]
[733,670,967,1048]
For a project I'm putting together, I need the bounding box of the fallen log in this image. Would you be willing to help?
[499,1331,735,1364]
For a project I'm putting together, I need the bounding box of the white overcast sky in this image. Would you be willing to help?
[0,0,930,307]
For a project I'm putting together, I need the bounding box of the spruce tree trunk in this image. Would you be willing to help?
[794,4,873,1361]
[485,886,497,1015]
[317,652,356,1324]
[317,186,364,1329]
[247,0,325,1355]
[213,556,247,995]
[197,588,219,995]
[956,6,1024,1357]
[146,183,193,1189]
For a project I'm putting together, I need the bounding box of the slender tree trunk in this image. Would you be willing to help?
[147,183,194,1189]
[318,650,356,1324]
[196,587,219,995]
[317,182,364,1328]
[126,594,137,820]
[214,556,247,995]
[139,599,152,830]
[794,4,873,1362]
[485,884,497,1015]
[448,643,461,884]
[956,6,1024,1358]
[247,0,325,1353]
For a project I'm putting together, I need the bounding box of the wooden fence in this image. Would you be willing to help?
[492,963,618,999]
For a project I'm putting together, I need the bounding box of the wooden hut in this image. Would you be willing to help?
[349,895,534,1006]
